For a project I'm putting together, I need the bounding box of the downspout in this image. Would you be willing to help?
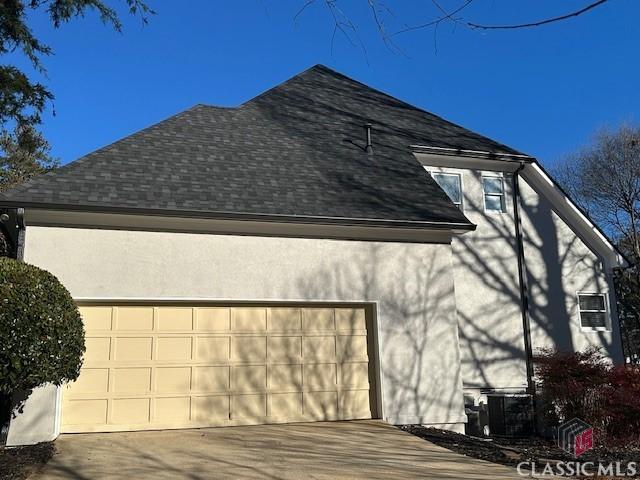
[512,163,535,395]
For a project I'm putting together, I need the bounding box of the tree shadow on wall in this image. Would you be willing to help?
[289,244,465,426]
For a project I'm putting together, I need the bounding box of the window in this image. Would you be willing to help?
[432,173,463,210]
[578,293,609,330]
[482,176,506,213]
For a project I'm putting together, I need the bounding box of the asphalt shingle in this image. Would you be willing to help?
[0,65,524,228]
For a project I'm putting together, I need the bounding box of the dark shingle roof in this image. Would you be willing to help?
[0,65,523,229]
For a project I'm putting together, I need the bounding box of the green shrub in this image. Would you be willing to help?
[0,258,85,396]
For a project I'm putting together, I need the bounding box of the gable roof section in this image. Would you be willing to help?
[0,65,526,230]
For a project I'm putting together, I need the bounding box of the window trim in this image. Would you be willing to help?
[576,292,611,332]
[482,174,506,214]
[430,171,464,212]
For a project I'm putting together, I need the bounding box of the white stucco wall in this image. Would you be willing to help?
[6,385,59,446]
[8,225,467,444]
[427,166,528,390]
[519,178,623,362]
[425,163,623,396]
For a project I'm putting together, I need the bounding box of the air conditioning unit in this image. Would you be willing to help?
[487,394,534,437]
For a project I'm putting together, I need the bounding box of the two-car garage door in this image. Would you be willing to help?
[61,304,376,433]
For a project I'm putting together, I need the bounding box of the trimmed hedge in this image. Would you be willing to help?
[0,258,85,395]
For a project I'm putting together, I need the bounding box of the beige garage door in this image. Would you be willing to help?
[61,304,375,433]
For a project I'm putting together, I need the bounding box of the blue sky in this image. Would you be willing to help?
[15,0,638,168]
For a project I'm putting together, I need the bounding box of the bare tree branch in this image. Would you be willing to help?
[293,0,613,55]
[468,0,610,30]
[293,0,316,24]
[392,0,474,36]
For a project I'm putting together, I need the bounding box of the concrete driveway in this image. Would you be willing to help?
[31,420,523,479]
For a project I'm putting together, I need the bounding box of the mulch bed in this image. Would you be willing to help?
[400,425,640,477]
[0,443,54,480]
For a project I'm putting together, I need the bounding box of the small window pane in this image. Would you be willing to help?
[433,174,461,205]
[483,177,503,194]
[484,195,503,212]
[580,311,607,328]
[579,294,605,311]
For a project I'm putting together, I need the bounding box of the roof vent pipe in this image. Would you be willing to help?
[364,123,373,154]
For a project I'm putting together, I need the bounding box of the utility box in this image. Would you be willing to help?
[487,394,534,437]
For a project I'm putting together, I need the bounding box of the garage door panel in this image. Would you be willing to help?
[84,337,111,362]
[195,337,230,362]
[157,308,193,331]
[269,364,303,390]
[233,394,267,419]
[193,366,229,392]
[156,367,191,393]
[234,308,267,332]
[63,304,374,432]
[305,391,338,419]
[269,308,302,331]
[303,336,336,358]
[112,398,150,424]
[269,336,302,360]
[156,337,192,361]
[304,363,337,389]
[271,393,303,418]
[63,399,107,426]
[155,397,191,422]
[66,368,109,395]
[232,336,267,360]
[195,308,231,331]
[114,337,152,361]
[112,368,151,393]
[340,362,369,388]
[339,390,370,416]
[337,335,368,359]
[302,309,335,331]
[193,395,230,421]
[115,307,153,331]
[233,365,267,391]
[79,307,112,331]
[335,308,367,331]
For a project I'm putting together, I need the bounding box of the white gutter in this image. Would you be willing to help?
[523,162,627,268]
[411,145,627,268]
[410,144,534,161]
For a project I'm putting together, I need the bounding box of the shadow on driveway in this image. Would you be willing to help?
[32,420,523,479]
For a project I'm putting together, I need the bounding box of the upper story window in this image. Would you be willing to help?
[578,293,609,330]
[482,175,506,213]
[432,172,463,210]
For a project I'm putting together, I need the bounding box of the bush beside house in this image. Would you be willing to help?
[0,257,85,441]
[534,347,640,448]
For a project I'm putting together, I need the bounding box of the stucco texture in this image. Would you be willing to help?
[428,166,528,390]
[519,178,623,362]
[8,226,467,444]
[427,165,622,394]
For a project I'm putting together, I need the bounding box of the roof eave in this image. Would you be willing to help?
[410,144,534,162]
[0,201,476,233]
